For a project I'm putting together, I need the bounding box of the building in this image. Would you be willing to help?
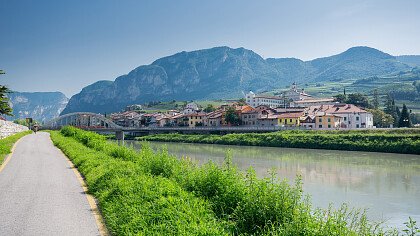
[183,102,200,114]
[291,98,336,108]
[110,111,142,127]
[282,82,312,101]
[277,112,303,127]
[125,104,142,111]
[258,114,279,126]
[306,104,373,129]
[241,109,258,126]
[314,112,342,129]
[207,110,224,126]
[245,91,285,108]
[300,116,316,129]
[186,112,207,127]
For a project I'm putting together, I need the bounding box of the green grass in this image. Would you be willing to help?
[0,131,32,163]
[139,129,420,155]
[48,126,416,235]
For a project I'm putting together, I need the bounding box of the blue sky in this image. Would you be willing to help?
[1,0,420,97]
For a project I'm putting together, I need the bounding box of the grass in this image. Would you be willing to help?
[139,129,420,155]
[0,131,32,163]
[48,126,417,235]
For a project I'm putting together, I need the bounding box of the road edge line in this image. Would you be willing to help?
[52,135,110,236]
[0,134,26,173]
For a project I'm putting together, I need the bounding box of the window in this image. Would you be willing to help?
[290,119,292,123]
[356,116,360,121]
[190,121,193,124]
[344,117,347,121]
[319,125,323,128]
[356,124,360,128]
[328,124,331,128]
[327,118,331,122]
[319,118,322,122]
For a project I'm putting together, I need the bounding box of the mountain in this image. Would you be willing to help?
[62,47,282,114]
[307,47,410,82]
[62,46,416,115]
[396,55,420,67]
[7,92,69,122]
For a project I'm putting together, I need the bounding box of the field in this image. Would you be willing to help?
[140,129,420,155]
[48,126,419,235]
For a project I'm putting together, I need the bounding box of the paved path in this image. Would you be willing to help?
[0,132,100,236]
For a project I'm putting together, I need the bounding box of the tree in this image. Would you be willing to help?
[372,89,380,109]
[384,94,394,114]
[368,109,394,128]
[0,70,13,116]
[333,94,347,103]
[224,107,240,125]
[347,93,370,108]
[203,104,216,113]
[398,104,411,127]
[238,98,246,106]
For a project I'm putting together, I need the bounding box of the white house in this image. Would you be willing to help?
[306,104,374,129]
[183,102,199,114]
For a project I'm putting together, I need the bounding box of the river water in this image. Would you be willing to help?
[124,140,420,229]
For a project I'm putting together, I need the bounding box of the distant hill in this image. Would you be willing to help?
[7,92,68,122]
[62,46,417,115]
[397,55,420,67]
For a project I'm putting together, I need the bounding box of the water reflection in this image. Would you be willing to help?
[125,140,420,229]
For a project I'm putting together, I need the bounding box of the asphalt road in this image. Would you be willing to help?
[0,132,100,236]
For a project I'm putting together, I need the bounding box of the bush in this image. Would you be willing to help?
[139,130,420,154]
[50,127,414,235]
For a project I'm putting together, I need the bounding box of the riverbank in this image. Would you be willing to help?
[49,126,412,235]
[138,129,420,155]
[0,131,32,163]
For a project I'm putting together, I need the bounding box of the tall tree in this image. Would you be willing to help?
[398,104,411,127]
[372,89,380,109]
[0,70,13,116]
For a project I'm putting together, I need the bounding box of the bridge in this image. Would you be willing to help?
[42,112,301,140]
[42,112,121,130]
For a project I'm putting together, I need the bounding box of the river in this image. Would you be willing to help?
[124,140,420,229]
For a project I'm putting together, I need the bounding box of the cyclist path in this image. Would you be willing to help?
[0,132,100,236]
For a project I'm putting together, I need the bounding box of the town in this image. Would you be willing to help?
[109,83,374,130]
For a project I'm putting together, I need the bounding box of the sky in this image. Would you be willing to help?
[1,0,420,97]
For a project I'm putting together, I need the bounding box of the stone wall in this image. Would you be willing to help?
[0,120,29,139]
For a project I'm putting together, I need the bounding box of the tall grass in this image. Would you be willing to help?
[51,126,412,235]
[0,131,32,163]
[139,130,420,154]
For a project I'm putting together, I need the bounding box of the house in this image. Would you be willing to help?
[172,114,188,127]
[125,104,142,111]
[110,111,142,127]
[183,102,200,114]
[277,112,303,127]
[306,104,373,129]
[186,112,207,127]
[156,114,172,127]
[241,109,258,126]
[300,116,316,129]
[258,114,279,126]
[207,110,224,126]
[314,112,342,129]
